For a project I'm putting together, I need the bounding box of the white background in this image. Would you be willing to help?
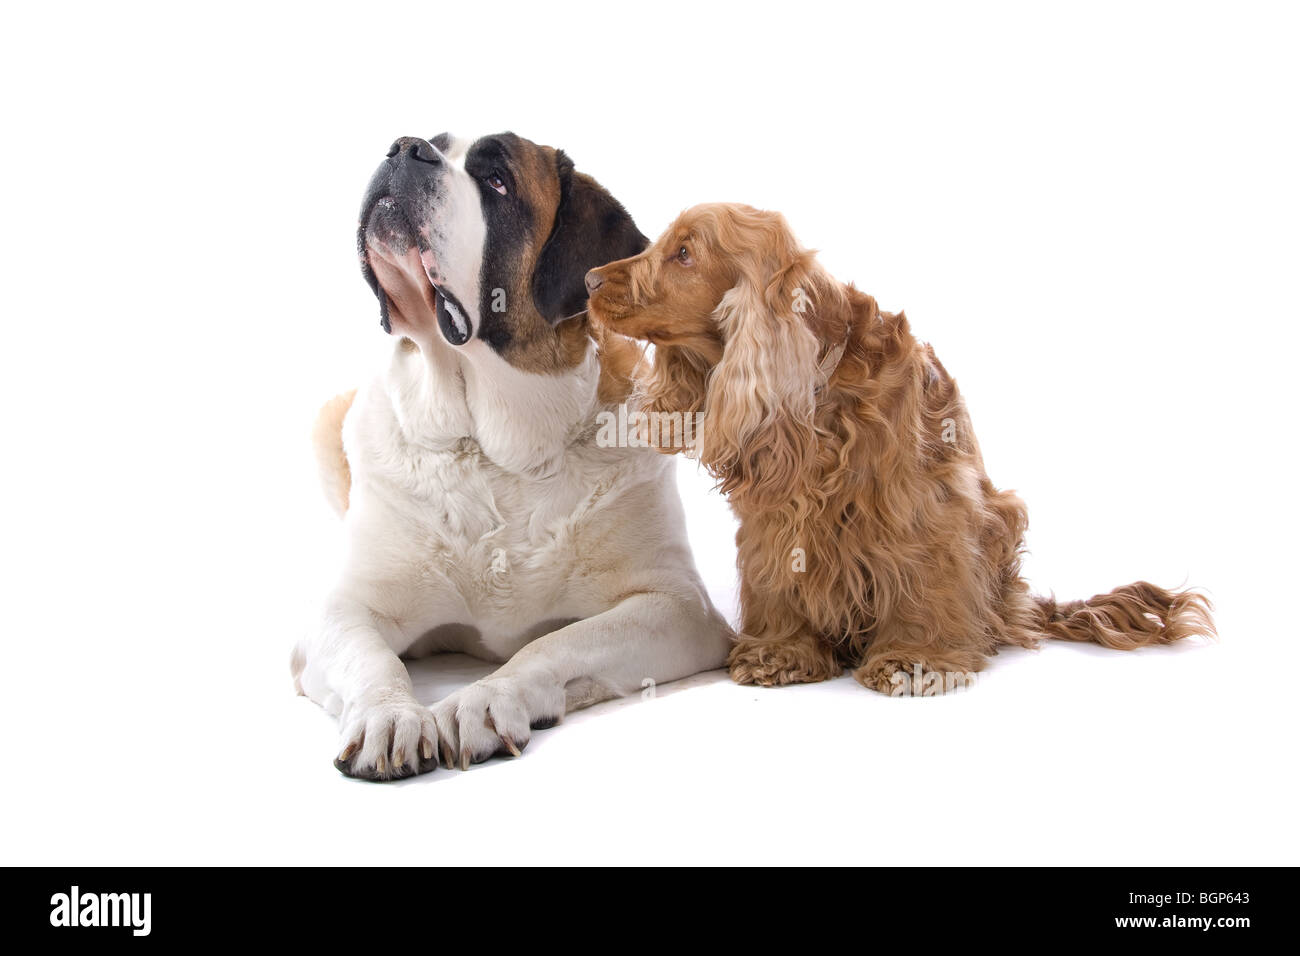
[1,1,1296,865]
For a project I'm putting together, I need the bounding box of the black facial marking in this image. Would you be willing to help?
[468,133,538,352]
[530,152,648,324]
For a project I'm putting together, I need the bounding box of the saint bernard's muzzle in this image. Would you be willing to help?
[358,131,647,369]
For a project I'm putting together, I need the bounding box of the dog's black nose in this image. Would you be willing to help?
[584,270,604,294]
[386,137,441,164]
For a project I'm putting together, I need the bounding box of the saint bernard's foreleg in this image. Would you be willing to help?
[291,591,444,781]
[430,590,732,769]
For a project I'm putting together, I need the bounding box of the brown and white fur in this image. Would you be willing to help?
[291,135,732,780]
[586,203,1213,693]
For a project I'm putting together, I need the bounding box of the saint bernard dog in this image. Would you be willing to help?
[291,132,733,780]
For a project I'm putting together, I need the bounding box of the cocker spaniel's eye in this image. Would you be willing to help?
[677,245,693,266]
[487,173,507,195]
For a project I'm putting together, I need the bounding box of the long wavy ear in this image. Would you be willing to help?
[700,227,826,502]
[531,151,648,323]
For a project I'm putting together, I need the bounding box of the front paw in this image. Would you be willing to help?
[853,658,970,696]
[431,677,564,770]
[728,636,841,686]
[334,698,440,781]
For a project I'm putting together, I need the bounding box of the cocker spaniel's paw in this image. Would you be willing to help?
[334,698,440,781]
[853,660,913,695]
[431,676,565,770]
[728,637,842,687]
[853,659,977,696]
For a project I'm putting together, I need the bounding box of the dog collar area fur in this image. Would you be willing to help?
[815,324,851,392]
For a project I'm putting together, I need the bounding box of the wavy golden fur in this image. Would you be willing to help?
[586,203,1214,692]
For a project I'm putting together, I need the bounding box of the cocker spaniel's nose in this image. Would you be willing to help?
[386,137,441,164]
[584,270,604,294]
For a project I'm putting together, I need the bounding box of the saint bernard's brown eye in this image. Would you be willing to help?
[677,245,693,266]
[487,173,507,195]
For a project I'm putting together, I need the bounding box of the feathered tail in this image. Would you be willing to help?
[1033,581,1215,649]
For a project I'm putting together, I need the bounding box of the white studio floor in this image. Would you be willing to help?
[11,455,1291,867]
[264,458,1285,866]
[275,637,1264,867]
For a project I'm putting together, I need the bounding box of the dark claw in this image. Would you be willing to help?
[333,754,436,782]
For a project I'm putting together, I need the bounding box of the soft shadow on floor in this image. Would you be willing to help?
[405,653,732,713]
[372,655,733,785]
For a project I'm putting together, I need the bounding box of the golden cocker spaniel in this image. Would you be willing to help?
[585,203,1213,693]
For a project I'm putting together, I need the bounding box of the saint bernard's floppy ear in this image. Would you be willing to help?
[531,151,648,323]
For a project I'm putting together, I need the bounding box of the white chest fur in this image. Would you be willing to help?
[337,338,677,661]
